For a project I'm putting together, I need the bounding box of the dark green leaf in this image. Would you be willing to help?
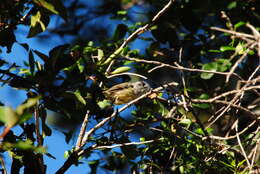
[112,24,128,41]
[29,50,35,74]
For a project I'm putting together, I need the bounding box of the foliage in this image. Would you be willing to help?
[0,0,259,173]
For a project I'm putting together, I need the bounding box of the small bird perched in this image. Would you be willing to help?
[104,81,151,105]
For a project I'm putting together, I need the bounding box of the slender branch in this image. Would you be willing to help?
[93,139,157,150]
[34,105,45,174]
[107,72,148,79]
[75,110,90,151]
[123,56,243,79]
[206,119,258,140]
[226,42,257,83]
[103,0,176,66]
[191,85,260,103]
[0,157,7,174]
[210,27,255,40]
[55,81,178,174]
[235,121,251,169]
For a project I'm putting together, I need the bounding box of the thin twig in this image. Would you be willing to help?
[235,120,251,169]
[34,105,45,174]
[211,27,255,40]
[226,42,257,83]
[75,110,90,150]
[103,0,175,67]
[107,72,148,79]
[0,157,7,174]
[123,56,243,79]
[92,139,157,150]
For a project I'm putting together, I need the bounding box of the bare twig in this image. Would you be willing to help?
[93,139,157,150]
[211,27,255,40]
[103,0,176,68]
[235,120,251,169]
[226,42,257,83]
[75,110,90,150]
[0,157,7,174]
[123,56,243,79]
[107,72,148,79]
[34,105,45,174]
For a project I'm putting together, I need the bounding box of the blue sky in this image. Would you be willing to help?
[0,1,154,173]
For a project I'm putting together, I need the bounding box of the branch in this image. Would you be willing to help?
[55,81,178,174]
[123,56,243,79]
[75,110,90,150]
[103,0,176,67]
[92,139,157,150]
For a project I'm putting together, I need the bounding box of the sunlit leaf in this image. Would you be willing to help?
[111,66,131,74]
[33,0,58,14]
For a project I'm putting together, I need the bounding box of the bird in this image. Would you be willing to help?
[103,81,151,105]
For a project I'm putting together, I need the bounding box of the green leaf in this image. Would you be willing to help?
[235,43,244,55]
[179,118,191,126]
[0,106,19,127]
[195,128,205,135]
[65,90,86,105]
[227,1,237,10]
[31,11,46,30]
[140,137,146,142]
[200,62,217,79]
[33,0,58,14]
[97,100,112,109]
[28,11,49,38]
[192,103,211,109]
[234,21,246,29]
[216,59,231,72]
[117,10,127,15]
[74,90,86,105]
[111,66,131,74]
[97,49,104,61]
[220,46,235,52]
[198,93,209,99]
[16,97,40,115]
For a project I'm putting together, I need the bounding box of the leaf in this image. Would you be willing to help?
[29,50,35,74]
[193,103,211,109]
[33,50,49,62]
[27,11,49,38]
[0,106,19,127]
[19,43,29,51]
[97,100,112,109]
[88,160,99,174]
[0,28,16,53]
[16,97,40,115]
[216,59,231,72]
[117,10,127,15]
[64,90,86,105]
[235,43,244,55]
[111,66,131,74]
[33,0,58,14]
[200,62,217,79]
[73,90,86,105]
[179,118,191,126]
[198,93,209,99]
[97,49,104,61]
[227,1,237,10]
[112,24,128,41]
[234,21,246,29]
[220,46,235,52]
